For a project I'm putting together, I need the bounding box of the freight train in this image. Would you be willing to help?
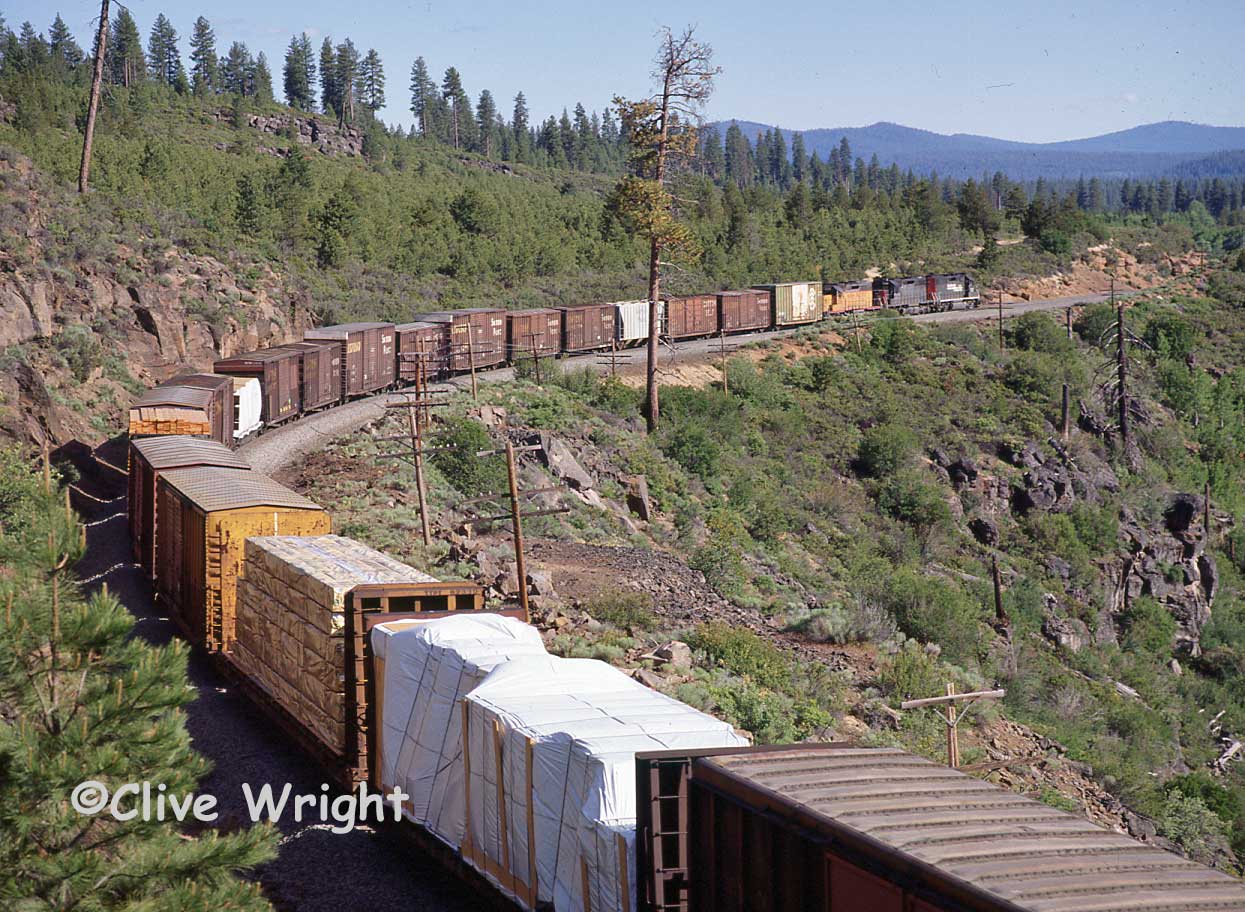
[122,429,1245,912]
[126,274,980,448]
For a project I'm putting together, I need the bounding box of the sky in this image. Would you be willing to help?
[11,0,1244,143]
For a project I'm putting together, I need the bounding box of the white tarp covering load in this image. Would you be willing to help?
[613,300,662,344]
[231,377,262,440]
[464,655,747,912]
[371,614,547,848]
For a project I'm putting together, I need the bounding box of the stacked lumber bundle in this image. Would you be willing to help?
[128,412,212,438]
[232,534,437,756]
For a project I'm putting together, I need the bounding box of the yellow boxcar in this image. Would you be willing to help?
[155,466,330,652]
[827,281,876,313]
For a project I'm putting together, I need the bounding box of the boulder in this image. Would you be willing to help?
[631,668,666,690]
[527,569,557,597]
[650,641,693,669]
[968,516,999,546]
[625,474,653,521]
[1042,613,1090,653]
[1165,493,1203,537]
[539,434,594,491]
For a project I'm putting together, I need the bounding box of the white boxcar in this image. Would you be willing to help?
[231,377,262,441]
[613,300,663,346]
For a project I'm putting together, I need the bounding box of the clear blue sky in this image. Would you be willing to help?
[12,0,1244,142]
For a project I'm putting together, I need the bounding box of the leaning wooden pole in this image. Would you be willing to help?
[505,440,530,621]
[79,0,110,193]
[1115,286,1129,450]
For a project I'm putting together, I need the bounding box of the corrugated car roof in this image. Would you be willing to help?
[170,373,233,390]
[703,746,1245,912]
[305,322,394,338]
[132,384,217,409]
[395,321,442,331]
[160,466,321,513]
[130,436,251,471]
[215,347,302,365]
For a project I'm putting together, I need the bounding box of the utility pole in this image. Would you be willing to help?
[1115,289,1129,451]
[717,330,738,394]
[596,338,624,379]
[378,355,450,548]
[466,333,479,402]
[997,291,1004,351]
[460,441,570,622]
[901,686,1006,768]
[79,0,110,193]
[1061,383,1071,440]
[1066,307,1073,341]
[526,332,543,385]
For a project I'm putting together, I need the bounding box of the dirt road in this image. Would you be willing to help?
[241,289,1123,472]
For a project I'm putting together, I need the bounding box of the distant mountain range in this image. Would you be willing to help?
[709,120,1245,180]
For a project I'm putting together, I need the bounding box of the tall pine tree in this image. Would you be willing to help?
[188,16,217,95]
[253,51,273,103]
[282,33,315,109]
[109,9,145,87]
[359,48,384,112]
[146,14,180,87]
[511,91,530,161]
[475,89,498,157]
[318,37,338,116]
[48,14,83,69]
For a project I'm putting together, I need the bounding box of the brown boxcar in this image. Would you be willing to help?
[558,303,616,352]
[412,310,507,371]
[663,294,719,339]
[212,347,303,426]
[506,308,563,359]
[128,436,250,581]
[717,290,771,334]
[279,340,340,412]
[155,466,329,652]
[636,744,1245,912]
[395,321,448,384]
[129,373,235,447]
[304,322,397,398]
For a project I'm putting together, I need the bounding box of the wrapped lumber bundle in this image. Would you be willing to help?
[463,655,748,912]
[232,534,437,757]
[371,614,547,847]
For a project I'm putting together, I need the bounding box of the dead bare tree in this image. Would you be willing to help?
[78,0,111,193]
[1094,284,1149,463]
[609,26,719,433]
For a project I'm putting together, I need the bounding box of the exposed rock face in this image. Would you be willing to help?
[539,434,595,491]
[969,516,999,546]
[212,110,364,157]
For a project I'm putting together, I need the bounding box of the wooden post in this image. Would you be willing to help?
[719,330,728,394]
[408,380,432,548]
[610,337,618,379]
[945,682,959,768]
[997,292,1004,351]
[505,440,530,622]
[467,333,478,402]
[1066,306,1073,340]
[1061,383,1071,440]
[991,555,1006,627]
[78,0,110,193]
[852,307,863,355]
[1115,291,1129,450]
[528,331,542,385]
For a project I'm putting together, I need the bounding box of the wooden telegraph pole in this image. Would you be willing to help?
[1061,383,1071,440]
[466,332,479,402]
[1066,306,1073,340]
[717,330,738,394]
[997,291,1004,351]
[378,352,449,548]
[901,686,1006,768]
[597,338,624,379]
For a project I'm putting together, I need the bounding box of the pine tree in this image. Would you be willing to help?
[723,122,751,188]
[700,127,724,179]
[236,172,263,234]
[409,56,436,136]
[282,33,315,109]
[48,14,83,69]
[790,132,806,184]
[359,49,384,112]
[558,108,575,167]
[221,41,253,95]
[253,51,273,103]
[511,91,530,161]
[319,37,338,116]
[146,14,180,87]
[109,9,145,87]
[188,16,217,95]
[0,452,278,909]
[441,66,468,149]
[17,22,48,71]
[475,89,498,157]
[334,39,360,126]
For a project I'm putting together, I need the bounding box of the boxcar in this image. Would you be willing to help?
[826,280,875,314]
[128,373,235,447]
[213,347,303,427]
[558,303,616,353]
[128,436,250,581]
[753,282,821,326]
[304,322,397,398]
[155,466,329,652]
[282,340,341,412]
[717,290,771,334]
[395,322,447,384]
[616,300,661,346]
[506,308,563,359]
[636,743,1245,912]
[412,310,507,371]
[663,294,719,339]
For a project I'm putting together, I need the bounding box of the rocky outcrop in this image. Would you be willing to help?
[211,109,364,158]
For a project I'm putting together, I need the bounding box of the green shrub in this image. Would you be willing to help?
[857,423,917,477]
[585,590,657,631]
[785,602,897,644]
[1144,312,1197,360]
[688,622,791,690]
[1158,792,1228,860]
[705,679,832,743]
[1119,597,1177,658]
[876,471,951,539]
[429,417,507,496]
[689,509,749,597]
[1074,303,1117,345]
[881,568,984,663]
[1010,311,1073,354]
[878,639,946,701]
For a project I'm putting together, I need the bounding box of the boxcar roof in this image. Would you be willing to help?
[130,436,250,471]
[305,322,394,337]
[160,466,320,513]
[132,384,217,409]
[394,321,442,330]
[701,746,1245,912]
[214,346,301,364]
